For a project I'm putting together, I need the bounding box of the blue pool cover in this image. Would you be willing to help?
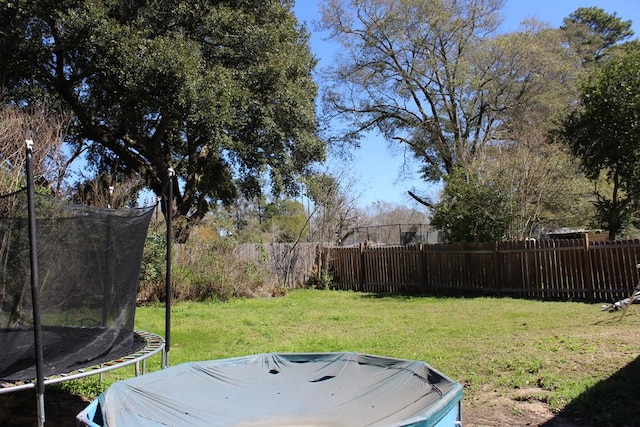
[78,352,463,427]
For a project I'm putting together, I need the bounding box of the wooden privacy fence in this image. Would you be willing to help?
[328,238,640,301]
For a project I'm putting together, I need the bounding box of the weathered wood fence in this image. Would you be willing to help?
[234,242,318,288]
[329,238,640,301]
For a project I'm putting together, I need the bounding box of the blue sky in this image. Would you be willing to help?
[293,0,640,209]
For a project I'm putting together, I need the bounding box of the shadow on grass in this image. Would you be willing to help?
[356,289,481,300]
[357,291,525,301]
[542,354,640,427]
[0,387,90,427]
[358,292,422,300]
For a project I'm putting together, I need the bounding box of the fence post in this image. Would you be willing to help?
[419,243,427,292]
[493,242,501,296]
[359,243,365,292]
[583,234,594,299]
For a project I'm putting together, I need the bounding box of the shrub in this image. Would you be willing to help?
[307,264,334,290]
[138,223,168,303]
[173,240,282,301]
[138,222,167,302]
[138,227,283,303]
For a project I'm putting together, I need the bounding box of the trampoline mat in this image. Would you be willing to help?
[0,326,145,381]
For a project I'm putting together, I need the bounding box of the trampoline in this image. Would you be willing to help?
[0,152,165,423]
[78,352,463,427]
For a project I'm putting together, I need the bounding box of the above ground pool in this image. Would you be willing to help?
[78,352,463,427]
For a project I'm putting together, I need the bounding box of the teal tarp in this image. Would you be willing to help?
[79,352,462,427]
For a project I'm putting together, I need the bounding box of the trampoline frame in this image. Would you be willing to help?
[0,330,165,395]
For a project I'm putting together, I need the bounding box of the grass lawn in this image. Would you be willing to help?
[71,289,640,426]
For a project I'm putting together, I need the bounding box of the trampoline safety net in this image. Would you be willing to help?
[0,190,155,381]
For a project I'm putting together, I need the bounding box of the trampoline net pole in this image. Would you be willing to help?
[26,139,46,427]
[164,168,174,368]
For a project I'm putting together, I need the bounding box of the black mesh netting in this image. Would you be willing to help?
[0,190,155,381]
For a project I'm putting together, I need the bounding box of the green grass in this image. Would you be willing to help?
[72,289,640,424]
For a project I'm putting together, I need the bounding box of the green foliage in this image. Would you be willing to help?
[559,43,640,239]
[212,197,267,243]
[172,240,280,302]
[430,166,513,242]
[592,191,636,240]
[261,199,308,243]
[0,0,324,241]
[453,139,595,240]
[214,196,309,243]
[138,222,168,302]
[561,6,634,63]
[307,264,334,290]
[138,217,284,303]
[306,173,339,205]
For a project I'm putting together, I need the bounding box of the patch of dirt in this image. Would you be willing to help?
[462,389,579,427]
[0,388,90,427]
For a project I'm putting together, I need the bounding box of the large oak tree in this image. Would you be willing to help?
[319,0,577,184]
[320,0,505,183]
[0,0,325,241]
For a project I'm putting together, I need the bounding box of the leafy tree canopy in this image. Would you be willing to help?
[430,166,512,243]
[561,6,634,63]
[0,0,325,241]
[558,42,640,239]
[262,198,308,243]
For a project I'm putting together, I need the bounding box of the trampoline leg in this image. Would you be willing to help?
[36,392,45,427]
[162,349,169,369]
